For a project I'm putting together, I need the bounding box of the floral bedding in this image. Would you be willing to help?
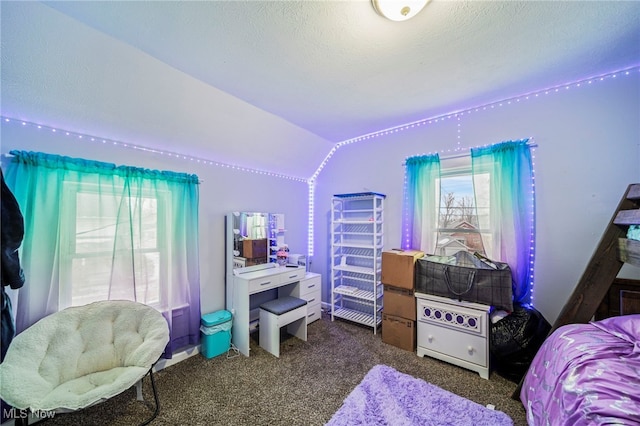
[520,314,640,425]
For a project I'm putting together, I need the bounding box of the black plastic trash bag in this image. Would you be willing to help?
[490,303,551,382]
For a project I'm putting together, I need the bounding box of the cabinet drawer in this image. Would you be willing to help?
[300,289,321,306]
[416,295,488,338]
[248,275,281,293]
[281,267,306,284]
[299,274,321,296]
[417,321,487,367]
[307,302,322,324]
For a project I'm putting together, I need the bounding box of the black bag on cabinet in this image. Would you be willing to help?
[415,251,513,312]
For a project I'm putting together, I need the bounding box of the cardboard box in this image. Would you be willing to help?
[245,257,267,266]
[383,285,416,321]
[381,250,425,290]
[242,238,267,259]
[382,313,416,352]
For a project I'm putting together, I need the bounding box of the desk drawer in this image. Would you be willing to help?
[300,289,320,307]
[307,301,322,324]
[248,275,281,293]
[281,267,306,284]
[299,275,321,297]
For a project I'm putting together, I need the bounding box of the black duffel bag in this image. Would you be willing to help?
[490,304,551,382]
[415,251,513,312]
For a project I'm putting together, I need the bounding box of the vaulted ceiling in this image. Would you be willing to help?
[2,1,639,177]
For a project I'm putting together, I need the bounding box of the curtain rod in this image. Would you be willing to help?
[2,153,204,183]
[404,140,538,164]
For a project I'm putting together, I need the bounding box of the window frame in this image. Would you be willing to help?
[58,180,171,310]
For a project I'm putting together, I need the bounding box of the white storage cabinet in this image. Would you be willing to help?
[330,192,385,334]
[415,292,491,379]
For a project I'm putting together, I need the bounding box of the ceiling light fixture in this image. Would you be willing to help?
[372,0,430,21]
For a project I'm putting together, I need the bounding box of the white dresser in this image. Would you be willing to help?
[227,264,321,357]
[280,272,322,325]
[415,292,491,379]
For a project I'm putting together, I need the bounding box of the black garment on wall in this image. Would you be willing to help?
[1,168,25,363]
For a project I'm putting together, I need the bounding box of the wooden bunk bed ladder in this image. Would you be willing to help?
[552,183,639,330]
[513,183,640,400]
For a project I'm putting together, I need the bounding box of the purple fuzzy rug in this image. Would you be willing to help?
[326,365,513,426]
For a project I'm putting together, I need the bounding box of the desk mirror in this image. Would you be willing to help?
[225,212,285,273]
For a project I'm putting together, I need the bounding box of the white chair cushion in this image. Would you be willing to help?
[0,300,169,412]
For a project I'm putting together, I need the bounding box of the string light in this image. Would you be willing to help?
[402,165,412,249]
[528,146,537,305]
[307,180,315,257]
[0,117,307,183]
[307,66,636,261]
[309,145,340,182]
[310,65,639,179]
[2,65,636,266]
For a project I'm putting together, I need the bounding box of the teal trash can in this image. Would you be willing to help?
[200,310,232,359]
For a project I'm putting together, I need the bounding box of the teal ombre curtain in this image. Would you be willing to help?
[4,150,201,357]
[471,140,535,304]
[402,154,441,252]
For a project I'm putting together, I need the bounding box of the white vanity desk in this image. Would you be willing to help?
[227,263,319,357]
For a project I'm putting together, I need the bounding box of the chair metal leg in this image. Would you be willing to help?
[138,368,160,426]
[14,411,28,426]
[135,379,144,401]
[11,371,160,426]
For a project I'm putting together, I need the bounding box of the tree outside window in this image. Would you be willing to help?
[435,173,487,256]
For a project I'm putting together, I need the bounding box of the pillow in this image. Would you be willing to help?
[591,314,640,345]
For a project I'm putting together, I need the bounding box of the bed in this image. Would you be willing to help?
[520,314,640,425]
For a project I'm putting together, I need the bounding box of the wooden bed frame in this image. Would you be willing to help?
[513,183,640,399]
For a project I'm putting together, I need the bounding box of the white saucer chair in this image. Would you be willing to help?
[0,300,170,425]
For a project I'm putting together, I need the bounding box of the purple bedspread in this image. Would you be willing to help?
[520,314,640,425]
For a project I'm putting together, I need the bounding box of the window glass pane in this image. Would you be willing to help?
[436,174,486,256]
[71,257,112,306]
[75,192,158,253]
[70,252,160,307]
[134,197,158,249]
[133,251,160,305]
[68,188,162,308]
[75,192,118,253]
[439,175,477,228]
[473,172,491,230]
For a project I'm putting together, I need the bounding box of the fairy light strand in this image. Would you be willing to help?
[308,65,638,261]
[307,180,316,257]
[0,117,308,183]
[2,65,637,263]
[310,65,640,179]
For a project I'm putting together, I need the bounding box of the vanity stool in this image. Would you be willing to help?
[259,296,308,357]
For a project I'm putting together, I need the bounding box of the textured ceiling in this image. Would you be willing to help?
[36,0,640,143]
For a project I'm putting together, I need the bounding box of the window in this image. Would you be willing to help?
[59,180,169,310]
[435,159,490,257]
[6,149,202,356]
[403,140,535,304]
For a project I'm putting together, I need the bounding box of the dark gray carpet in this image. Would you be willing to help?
[42,311,527,425]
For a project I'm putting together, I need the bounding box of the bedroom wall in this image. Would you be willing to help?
[2,0,638,334]
[0,121,310,319]
[313,72,640,324]
[1,2,330,323]
[0,1,333,179]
